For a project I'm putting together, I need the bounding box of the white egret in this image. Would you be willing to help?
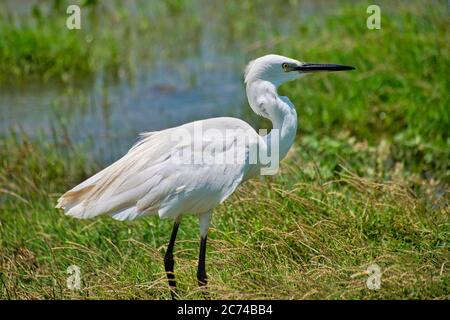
[56,54,354,298]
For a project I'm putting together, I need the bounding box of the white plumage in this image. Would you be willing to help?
[56,54,354,297]
[56,117,262,221]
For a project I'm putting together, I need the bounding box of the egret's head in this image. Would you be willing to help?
[244,54,354,86]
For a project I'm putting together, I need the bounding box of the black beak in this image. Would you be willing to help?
[295,63,355,72]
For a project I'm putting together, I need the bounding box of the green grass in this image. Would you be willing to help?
[0,1,449,299]
[0,0,203,84]
[276,3,450,181]
[0,5,123,84]
[0,131,448,299]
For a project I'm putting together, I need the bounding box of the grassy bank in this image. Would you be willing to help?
[276,3,449,181]
[0,1,449,299]
[0,132,448,299]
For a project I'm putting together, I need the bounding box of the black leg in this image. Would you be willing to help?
[197,235,209,299]
[164,221,180,300]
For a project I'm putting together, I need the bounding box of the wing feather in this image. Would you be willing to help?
[56,117,261,220]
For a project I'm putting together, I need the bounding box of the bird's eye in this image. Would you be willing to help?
[282,63,289,71]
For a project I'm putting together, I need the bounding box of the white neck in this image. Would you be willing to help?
[246,80,298,160]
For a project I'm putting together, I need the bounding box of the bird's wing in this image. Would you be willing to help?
[56,117,260,221]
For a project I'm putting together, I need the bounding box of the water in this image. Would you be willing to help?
[1,59,247,161]
[0,0,335,163]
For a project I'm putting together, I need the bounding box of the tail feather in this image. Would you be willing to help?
[55,129,169,221]
[56,184,98,218]
[56,185,95,208]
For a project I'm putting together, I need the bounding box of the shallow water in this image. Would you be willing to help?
[0,54,248,162]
